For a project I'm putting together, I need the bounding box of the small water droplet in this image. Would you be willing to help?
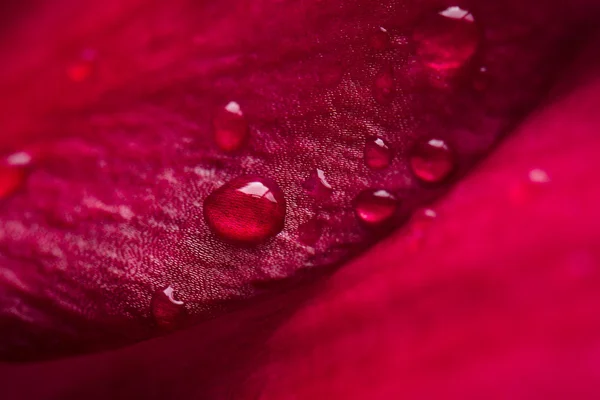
[204,176,286,244]
[298,218,324,246]
[354,189,398,225]
[406,207,437,251]
[364,137,392,170]
[509,168,551,203]
[413,6,479,72]
[473,66,490,91]
[303,169,333,199]
[0,164,25,199]
[373,68,395,104]
[67,49,97,83]
[369,27,391,50]
[212,101,249,152]
[151,286,186,330]
[409,138,455,183]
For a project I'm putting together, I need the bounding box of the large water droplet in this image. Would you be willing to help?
[413,6,479,72]
[364,137,392,170]
[212,101,249,152]
[302,169,333,199]
[409,138,455,183]
[204,176,286,244]
[373,68,395,104]
[354,189,398,225]
[0,165,24,199]
[151,286,186,330]
[298,218,324,246]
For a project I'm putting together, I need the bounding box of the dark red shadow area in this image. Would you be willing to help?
[1,0,600,398]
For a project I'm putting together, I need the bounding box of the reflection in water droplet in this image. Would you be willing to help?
[151,286,186,330]
[364,137,392,170]
[369,27,391,50]
[298,218,324,246]
[204,176,286,244]
[412,6,479,72]
[409,138,455,183]
[373,68,395,104]
[354,189,398,225]
[67,49,97,83]
[303,169,333,199]
[212,101,249,152]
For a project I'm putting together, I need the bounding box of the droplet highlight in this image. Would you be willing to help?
[412,6,479,72]
[354,189,398,225]
[212,101,249,152]
[302,169,333,199]
[204,176,286,244]
[151,286,186,330]
[298,218,324,246]
[373,68,395,104]
[409,138,455,183]
[364,137,392,170]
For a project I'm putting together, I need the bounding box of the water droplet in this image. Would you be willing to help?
[509,168,550,204]
[369,27,391,50]
[473,66,490,91]
[364,137,392,170]
[354,189,398,225]
[67,49,97,83]
[212,101,249,152]
[413,6,479,72]
[204,176,286,244]
[0,164,24,199]
[302,169,333,199]
[373,68,395,104]
[406,207,437,251]
[298,218,324,246]
[151,286,186,330]
[409,138,455,183]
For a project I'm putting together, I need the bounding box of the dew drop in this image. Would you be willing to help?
[298,218,324,246]
[369,27,391,51]
[354,189,398,225]
[509,168,551,204]
[406,207,437,251]
[302,169,333,199]
[212,101,249,152]
[67,49,97,83]
[409,138,455,183]
[412,6,479,72]
[373,68,395,104]
[204,176,286,244]
[364,137,392,170]
[151,286,186,330]
[0,152,26,200]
